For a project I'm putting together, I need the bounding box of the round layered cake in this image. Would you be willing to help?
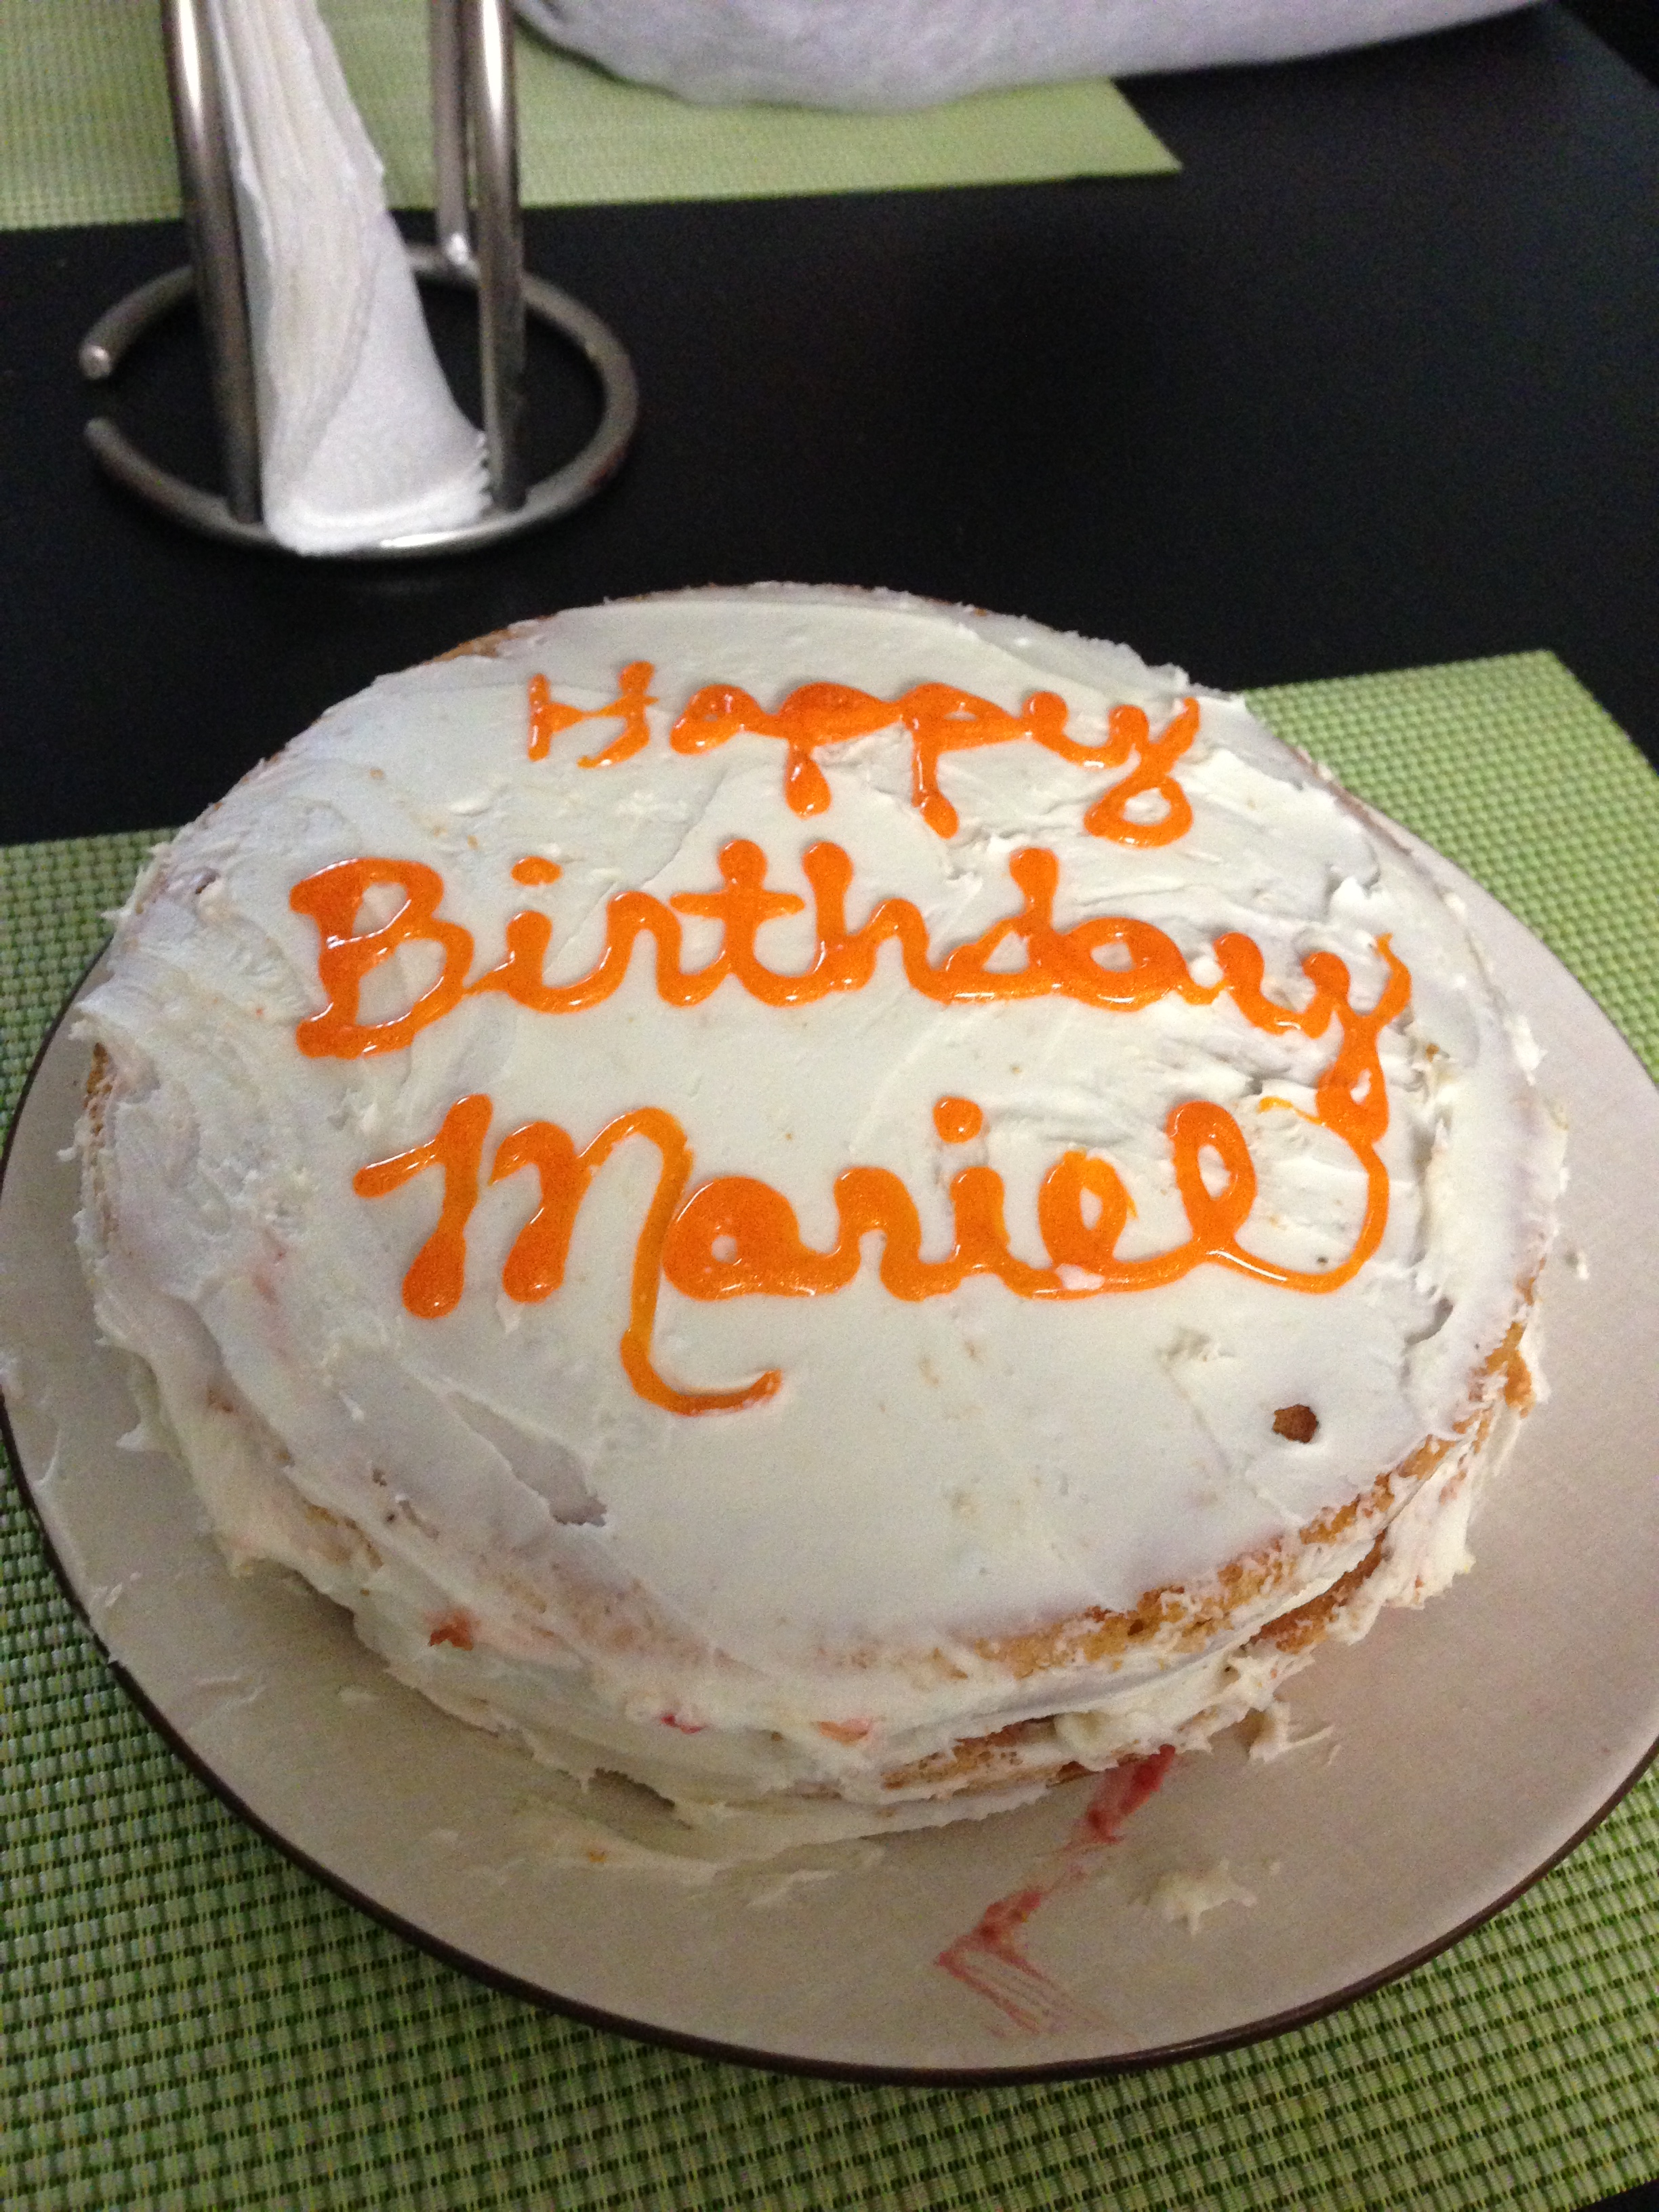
[76,588,1561,1847]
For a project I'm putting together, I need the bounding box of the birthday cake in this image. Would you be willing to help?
[75,588,1561,1847]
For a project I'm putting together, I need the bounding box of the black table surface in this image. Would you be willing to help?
[2,3,1658,849]
[1,12,1656,2206]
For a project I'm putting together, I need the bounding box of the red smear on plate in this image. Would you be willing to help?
[937,1746,1176,2034]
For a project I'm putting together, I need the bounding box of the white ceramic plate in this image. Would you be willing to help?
[3,857,1656,2081]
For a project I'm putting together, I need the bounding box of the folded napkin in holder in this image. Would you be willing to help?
[79,0,636,560]
[211,0,487,553]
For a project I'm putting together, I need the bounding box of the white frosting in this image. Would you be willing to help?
[1247,1701,1332,1763]
[1148,1861,1258,1936]
[75,588,1560,1839]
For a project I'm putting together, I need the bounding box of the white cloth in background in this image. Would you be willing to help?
[516,0,1538,109]
[209,0,487,553]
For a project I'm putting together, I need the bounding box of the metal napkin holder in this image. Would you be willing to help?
[80,0,637,558]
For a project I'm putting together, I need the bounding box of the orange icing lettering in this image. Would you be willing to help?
[528,661,655,766]
[293,840,1229,1054]
[658,1044,1398,1316]
[291,859,474,1059]
[491,1103,777,1414]
[310,698,1414,1414]
[527,663,1197,844]
[1082,696,1196,846]
[510,855,562,886]
[356,923,1410,1412]
[359,1099,777,1416]
[934,1096,983,1143]
[352,1092,491,1318]
[671,681,893,817]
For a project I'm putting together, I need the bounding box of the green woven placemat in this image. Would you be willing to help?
[0,0,1174,232]
[3,650,1656,2212]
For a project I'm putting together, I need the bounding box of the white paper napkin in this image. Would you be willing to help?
[522,0,1536,108]
[209,0,487,552]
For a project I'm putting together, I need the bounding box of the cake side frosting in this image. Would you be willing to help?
[74,588,1561,1839]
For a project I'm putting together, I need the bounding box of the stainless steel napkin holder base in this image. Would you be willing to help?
[80,0,637,560]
